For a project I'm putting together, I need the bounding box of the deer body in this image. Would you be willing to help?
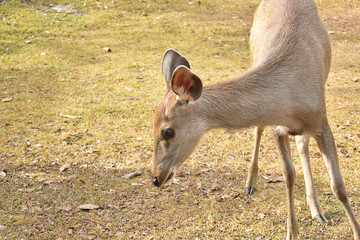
[152,0,360,239]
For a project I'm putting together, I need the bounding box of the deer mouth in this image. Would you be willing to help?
[152,170,175,187]
[165,171,175,184]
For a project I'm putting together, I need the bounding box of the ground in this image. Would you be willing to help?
[0,0,359,239]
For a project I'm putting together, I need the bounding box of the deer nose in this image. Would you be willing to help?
[152,177,160,187]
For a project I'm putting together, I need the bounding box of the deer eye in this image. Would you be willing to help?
[162,128,175,140]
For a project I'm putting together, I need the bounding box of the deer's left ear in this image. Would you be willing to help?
[171,66,203,102]
[162,49,191,93]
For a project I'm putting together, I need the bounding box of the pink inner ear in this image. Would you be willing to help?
[173,71,192,91]
[173,72,191,91]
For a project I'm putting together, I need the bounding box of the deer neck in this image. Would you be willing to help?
[195,65,288,130]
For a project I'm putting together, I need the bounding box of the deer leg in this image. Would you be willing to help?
[295,135,327,223]
[273,130,299,240]
[314,120,360,239]
[245,126,265,195]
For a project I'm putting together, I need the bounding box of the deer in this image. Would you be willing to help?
[245,127,328,223]
[151,0,360,239]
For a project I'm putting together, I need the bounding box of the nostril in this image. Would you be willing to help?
[152,177,160,187]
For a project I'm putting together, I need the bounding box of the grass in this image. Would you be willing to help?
[1,0,359,239]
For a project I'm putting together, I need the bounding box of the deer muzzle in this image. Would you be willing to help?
[152,170,175,187]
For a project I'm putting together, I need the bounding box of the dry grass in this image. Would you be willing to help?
[0,0,359,239]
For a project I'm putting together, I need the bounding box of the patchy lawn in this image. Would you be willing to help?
[0,0,359,239]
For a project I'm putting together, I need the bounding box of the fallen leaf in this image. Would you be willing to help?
[251,197,263,202]
[25,187,35,193]
[124,86,133,91]
[31,206,42,212]
[220,194,231,200]
[267,176,284,183]
[21,204,28,211]
[129,96,140,100]
[0,225,7,232]
[77,204,100,210]
[59,206,72,212]
[210,183,221,192]
[60,163,71,172]
[2,98,13,102]
[46,120,57,126]
[44,180,54,185]
[131,183,143,186]
[311,152,322,158]
[123,171,143,179]
[60,114,82,119]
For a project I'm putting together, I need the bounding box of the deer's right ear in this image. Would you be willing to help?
[162,49,190,92]
[171,66,202,102]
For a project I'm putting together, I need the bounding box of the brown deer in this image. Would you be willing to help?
[152,0,360,239]
[245,127,327,223]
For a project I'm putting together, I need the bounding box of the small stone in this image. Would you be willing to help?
[102,47,111,52]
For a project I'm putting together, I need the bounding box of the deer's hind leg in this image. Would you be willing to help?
[245,126,264,195]
[273,129,299,240]
[295,135,326,223]
[314,119,360,239]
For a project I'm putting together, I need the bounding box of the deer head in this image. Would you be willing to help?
[152,49,205,187]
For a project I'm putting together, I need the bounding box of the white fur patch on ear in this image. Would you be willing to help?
[173,85,192,103]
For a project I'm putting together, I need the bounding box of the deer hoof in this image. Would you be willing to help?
[314,214,328,223]
[245,187,256,195]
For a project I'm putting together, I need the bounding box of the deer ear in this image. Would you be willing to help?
[162,49,190,92]
[171,66,203,102]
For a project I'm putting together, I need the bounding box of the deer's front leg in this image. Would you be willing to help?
[273,130,299,240]
[245,126,264,195]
